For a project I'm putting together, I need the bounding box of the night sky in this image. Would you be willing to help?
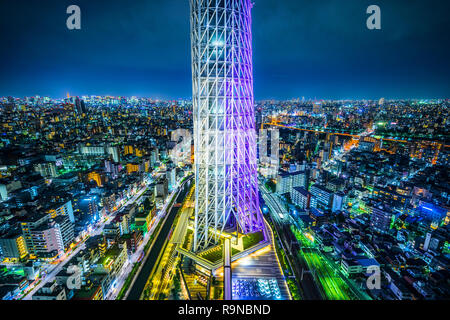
[0,0,449,100]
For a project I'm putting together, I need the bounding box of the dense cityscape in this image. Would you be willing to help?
[0,96,448,300]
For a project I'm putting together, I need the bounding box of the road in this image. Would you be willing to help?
[106,177,191,300]
[20,183,150,300]
[125,176,192,300]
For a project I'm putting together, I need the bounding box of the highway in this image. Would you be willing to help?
[125,176,192,300]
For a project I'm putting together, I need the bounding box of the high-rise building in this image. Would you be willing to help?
[47,201,75,223]
[106,146,120,163]
[78,144,119,162]
[0,231,28,260]
[190,0,263,251]
[423,232,432,251]
[310,184,334,210]
[155,178,168,200]
[277,170,309,195]
[166,167,177,192]
[74,96,87,115]
[332,192,345,213]
[150,148,159,168]
[77,195,99,222]
[291,187,311,210]
[34,162,58,178]
[313,102,322,114]
[0,180,22,201]
[21,214,74,259]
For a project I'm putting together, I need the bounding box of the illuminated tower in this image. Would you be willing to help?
[190,0,263,252]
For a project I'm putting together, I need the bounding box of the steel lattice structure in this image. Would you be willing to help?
[190,0,264,252]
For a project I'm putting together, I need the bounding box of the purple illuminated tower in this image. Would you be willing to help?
[190,0,264,251]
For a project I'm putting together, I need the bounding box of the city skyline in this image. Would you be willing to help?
[1,0,450,100]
